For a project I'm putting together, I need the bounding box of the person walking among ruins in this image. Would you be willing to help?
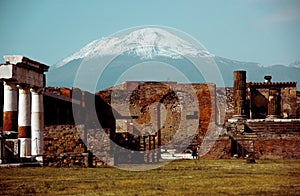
[191,145,198,159]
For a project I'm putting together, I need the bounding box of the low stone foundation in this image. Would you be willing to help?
[44,152,91,167]
[199,137,232,159]
[227,119,300,159]
[41,118,300,167]
[44,125,113,167]
[253,139,300,159]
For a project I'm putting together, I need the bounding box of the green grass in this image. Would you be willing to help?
[0,159,299,195]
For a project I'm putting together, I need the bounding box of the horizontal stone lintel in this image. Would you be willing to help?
[3,55,49,72]
[246,119,300,123]
[0,64,46,88]
[248,81,296,88]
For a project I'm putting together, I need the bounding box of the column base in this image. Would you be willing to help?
[2,131,18,139]
[232,115,247,119]
[33,155,43,162]
[19,138,31,158]
[228,115,247,122]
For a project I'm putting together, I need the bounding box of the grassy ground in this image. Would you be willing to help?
[0,159,299,195]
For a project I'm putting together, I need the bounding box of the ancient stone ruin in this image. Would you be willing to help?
[0,56,48,163]
[226,71,300,159]
[0,56,299,167]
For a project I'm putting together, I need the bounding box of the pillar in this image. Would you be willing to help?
[157,103,161,147]
[3,82,18,135]
[31,88,44,161]
[18,85,31,157]
[267,88,281,119]
[139,136,145,151]
[233,71,247,119]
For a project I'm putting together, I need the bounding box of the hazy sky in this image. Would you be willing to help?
[0,0,299,66]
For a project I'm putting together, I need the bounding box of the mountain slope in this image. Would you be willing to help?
[214,56,300,87]
[47,28,300,90]
[54,27,212,68]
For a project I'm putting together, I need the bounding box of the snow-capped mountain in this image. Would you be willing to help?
[47,27,300,90]
[54,27,212,68]
[289,60,300,68]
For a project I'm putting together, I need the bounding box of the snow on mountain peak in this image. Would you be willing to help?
[289,60,300,68]
[55,27,212,68]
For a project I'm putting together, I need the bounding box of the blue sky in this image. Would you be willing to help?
[0,0,299,66]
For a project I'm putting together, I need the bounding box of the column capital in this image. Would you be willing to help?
[30,87,44,94]
[3,80,16,85]
[16,83,30,91]
[3,81,17,90]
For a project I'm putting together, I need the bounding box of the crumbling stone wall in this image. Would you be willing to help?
[200,137,232,159]
[253,139,300,159]
[36,85,300,167]
[43,125,88,167]
[227,120,300,159]
[43,125,111,167]
[247,82,297,119]
[96,82,216,153]
[297,91,300,118]
[216,88,234,124]
[9,82,299,167]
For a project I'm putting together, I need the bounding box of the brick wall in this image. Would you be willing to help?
[96,82,216,152]
[199,137,232,159]
[44,125,86,167]
[253,139,300,159]
[43,125,112,167]
[227,120,300,159]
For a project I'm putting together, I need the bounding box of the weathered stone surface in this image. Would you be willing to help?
[0,56,49,88]
[200,137,231,159]
[227,120,300,158]
[248,81,297,119]
[253,139,300,159]
[96,82,216,156]
[233,71,247,117]
[43,125,114,167]
[40,82,300,164]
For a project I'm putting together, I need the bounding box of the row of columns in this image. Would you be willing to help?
[3,82,44,160]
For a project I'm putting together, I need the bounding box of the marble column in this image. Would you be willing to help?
[3,82,18,134]
[18,85,31,157]
[31,88,44,161]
